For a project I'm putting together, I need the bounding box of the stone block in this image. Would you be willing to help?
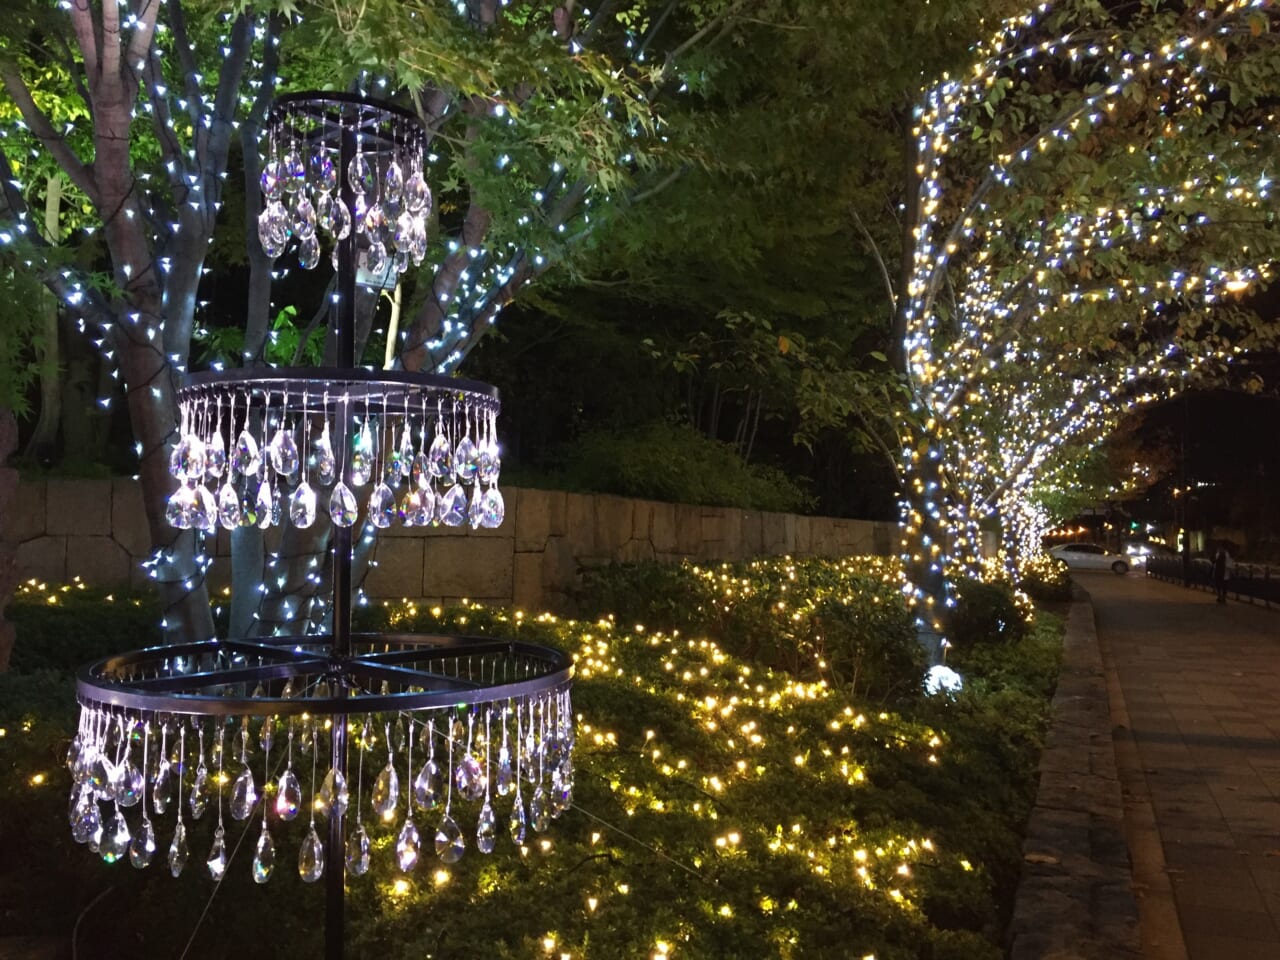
[675,505,702,556]
[718,511,744,558]
[16,536,67,584]
[514,487,565,552]
[618,539,656,564]
[740,512,763,558]
[873,522,895,556]
[595,495,634,557]
[761,512,788,555]
[540,536,578,592]
[423,536,513,601]
[513,552,544,612]
[651,503,678,554]
[631,500,654,543]
[700,511,725,545]
[65,535,131,586]
[11,481,47,543]
[47,478,111,536]
[793,515,812,555]
[112,478,151,560]
[365,537,426,598]
[564,493,596,558]
[0,469,18,541]
[782,513,797,553]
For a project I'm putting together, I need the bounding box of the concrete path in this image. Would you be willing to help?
[1086,571,1280,960]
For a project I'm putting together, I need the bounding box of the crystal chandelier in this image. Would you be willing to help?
[66,93,573,960]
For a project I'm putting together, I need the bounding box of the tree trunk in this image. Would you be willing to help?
[24,175,63,461]
[0,407,20,671]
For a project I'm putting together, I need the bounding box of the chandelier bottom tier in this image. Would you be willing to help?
[70,633,574,881]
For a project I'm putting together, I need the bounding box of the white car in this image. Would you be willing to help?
[1048,542,1130,574]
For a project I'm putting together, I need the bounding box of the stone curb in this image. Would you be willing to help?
[1006,591,1142,960]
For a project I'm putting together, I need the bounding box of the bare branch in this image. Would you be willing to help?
[165,0,205,125]
[124,0,161,83]
[851,207,896,319]
[101,0,121,86]
[68,0,99,85]
[0,65,99,205]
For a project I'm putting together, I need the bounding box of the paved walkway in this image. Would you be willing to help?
[1087,571,1280,960]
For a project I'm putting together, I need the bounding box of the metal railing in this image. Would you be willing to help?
[1145,555,1280,608]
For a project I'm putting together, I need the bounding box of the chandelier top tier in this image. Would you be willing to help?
[258,91,432,281]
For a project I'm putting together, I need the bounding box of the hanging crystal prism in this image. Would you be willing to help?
[206,826,228,880]
[413,760,441,812]
[428,432,452,478]
[454,753,485,803]
[329,482,358,527]
[368,483,396,529]
[168,820,189,878]
[468,484,485,529]
[216,482,241,529]
[190,764,210,820]
[481,486,506,528]
[260,159,284,200]
[252,825,275,884]
[230,766,257,820]
[348,153,374,194]
[372,759,400,819]
[454,436,479,483]
[439,484,467,526]
[509,797,527,845]
[298,825,325,882]
[206,430,227,479]
[269,425,299,476]
[71,791,100,844]
[115,759,144,807]
[315,421,337,485]
[496,745,514,797]
[100,810,130,864]
[395,818,421,872]
[337,823,368,877]
[153,759,173,815]
[276,768,302,820]
[476,801,497,854]
[351,421,374,487]
[289,482,317,528]
[130,818,156,869]
[531,784,550,833]
[255,480,274,530]
[317,767,349,818]
[233,430,261,477]
[298,233,321,270]
[434,815,465,864]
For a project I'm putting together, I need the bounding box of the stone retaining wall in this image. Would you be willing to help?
[9,478,896,610]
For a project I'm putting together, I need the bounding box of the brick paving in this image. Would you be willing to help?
[1087,571,1280,960]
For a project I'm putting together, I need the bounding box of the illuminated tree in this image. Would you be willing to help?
[867,0,1280,648]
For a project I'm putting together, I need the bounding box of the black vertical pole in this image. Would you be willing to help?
[326,118,359,960]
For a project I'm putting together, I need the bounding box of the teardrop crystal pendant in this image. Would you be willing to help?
[207,827,228,880]
[496,748,513,797]
[152,760,172,815]
[100,810,131,864]
[329,482,358,528]
[269,427,300,476]
[217,482,241,529]
[428,433,452,478]
[478,440,501,484]
[168,820,189,877]
[190,765,210,820]
[312,151,337,192]
[175,435,208,480]
[367,240,390,277]
[230,766,257,820]
[372,761,400,819]
[298,233,321,270]
[413,759,441,811]
[298,824,325,883]
[116,760,144,807]
[71,792,100,843]
[289,482,317,528]
[232,430,261,477]
[258,208,285,258]
[476,801,497,854]
[130,818,156,869]
[283,149,306,192]
[206,430,227,479]
[252,825,275,884]
[317,767,349,819]
[258,717,275,754]
[454,436,479,483]
[481,486,506,528]
[326,196,351,240]
[165,485,196,529]
[348,153,374,194]
[351,421,374,487]
[399,490,422,527]
[315,422,337,485]
[383,159,405,205]
[276,768,302,820]
[406,171,432,215]
[439,484,467,526]
[255,480,274,530]
[434,815,465,864]
[65,734,82,773]
[509,797,527,845]
[454,754,486,803]
[346,823,371,877]
[468,485,484,529]
[195,485,219,533]
[294,195,317,239]
[531,784,550,833]
[260,159,284,200]
[395,818,421,872]
[368,483,396,529]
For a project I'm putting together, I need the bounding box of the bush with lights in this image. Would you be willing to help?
[2,560,1060,959]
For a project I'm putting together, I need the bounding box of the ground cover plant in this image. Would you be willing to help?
[0,558,1060,959]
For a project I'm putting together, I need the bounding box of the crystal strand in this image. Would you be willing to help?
[130,720,155,868]
[395,718,420,872]
[346,717,371,876]
[207,725,228,880]
[477,708,496,853]
[299,726,324,882]
[253,725,275,883]
[435,713,464,863]
[169,725,189,877]
[510,700,527,845]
